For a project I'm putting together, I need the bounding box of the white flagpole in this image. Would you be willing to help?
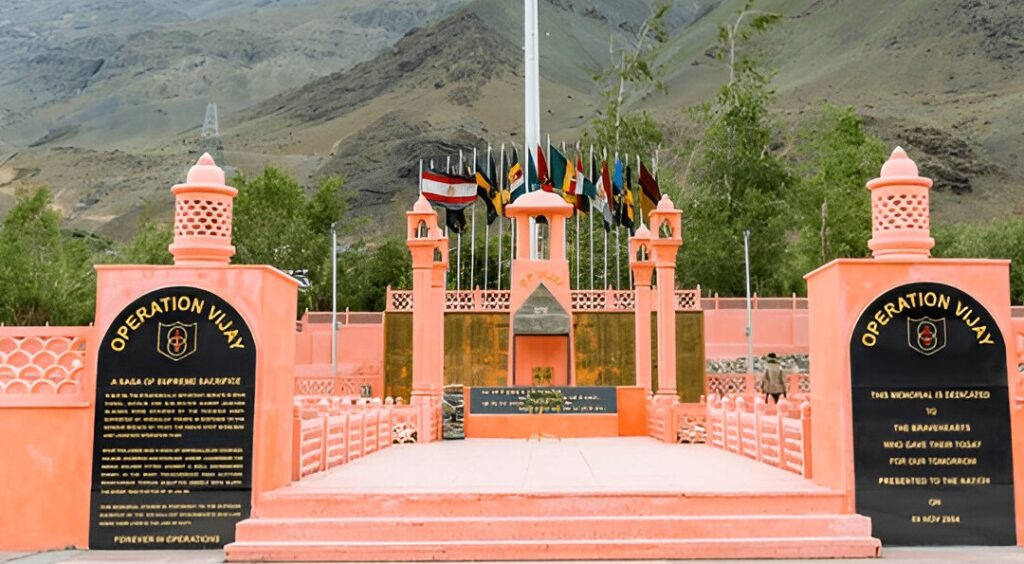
[524,0,540,187]
[460,150,468,290]
[588,144,594,289]
[418,159,423,193]
[444,157,452,289]
[603,228,608,289]
[610,151,618,290]
[547,133,552,175]
[471,147,477,290]
[497,143,505,290]
[484,145,492,289]
[630,154,638,227]
[509,143,517,285]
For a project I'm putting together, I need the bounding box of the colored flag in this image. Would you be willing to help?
[591,161,614,228]
[548,144,568,192]
[548,144,576,206]
[445,208,467,234]
[535,144,551,191]
[508,149,526,203]
[612,157,624,225]
[602,160,615,213]
[620,163,636,231]
[638,160,661,223]
[421,168,476,210]
[574,156,592,213]
[475,155,500,224]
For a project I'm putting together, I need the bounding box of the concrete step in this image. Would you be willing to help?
[234,513,872,543]
[224,536,882,561]
[254,490,848,518]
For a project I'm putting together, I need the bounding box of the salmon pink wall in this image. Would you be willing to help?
[805,258,1024,534]
[703,309,808,358]
[0,405,94,549]
[94,266,298,515]
[0,326,96,550]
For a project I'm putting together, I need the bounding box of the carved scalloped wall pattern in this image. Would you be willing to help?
[0,335,86,395]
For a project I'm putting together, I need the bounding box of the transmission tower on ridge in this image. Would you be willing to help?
[197,100,225,166]
[201,102,219,138]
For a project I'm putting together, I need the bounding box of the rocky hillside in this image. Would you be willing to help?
[1,0,1023,239]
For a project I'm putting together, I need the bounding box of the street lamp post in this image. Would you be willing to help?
[331,221,339,380]
[743,229,753,377]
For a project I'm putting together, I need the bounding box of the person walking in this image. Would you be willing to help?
[760,352,787,404]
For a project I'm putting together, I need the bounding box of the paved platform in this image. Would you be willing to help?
[289,437,826,494]
[5,547,1024,563]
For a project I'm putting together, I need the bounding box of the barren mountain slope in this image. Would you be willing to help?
[0,0,468,150]
[1,0,1022,240]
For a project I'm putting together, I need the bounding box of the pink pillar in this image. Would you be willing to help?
[405,197,446,442]
[629,226,654,392]
[649,196,683,402]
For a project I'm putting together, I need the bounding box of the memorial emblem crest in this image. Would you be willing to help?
[907,316,946,356]
[157,321,198,361]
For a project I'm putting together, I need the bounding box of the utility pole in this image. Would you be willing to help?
[331,222,339,380]
[744,229,753,376]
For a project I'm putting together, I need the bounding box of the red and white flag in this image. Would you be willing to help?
[420,169,477,210]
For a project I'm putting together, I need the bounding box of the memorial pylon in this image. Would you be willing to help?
[806,147,1024,546]
[505,190,575,386]
[629,225,654,392]
[649,195,682,402]
[406,195,447,441]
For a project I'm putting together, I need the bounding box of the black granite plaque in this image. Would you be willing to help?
[850,282,1015,545]
[469,386,617,415]
[90,287,256,549]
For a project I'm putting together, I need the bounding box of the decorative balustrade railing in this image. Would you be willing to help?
[294,371,379,397]
[0,326,93,406]
[292,397,423,480]
[705,373,810,398]
[386,287,701,313]
[705,393,812,478]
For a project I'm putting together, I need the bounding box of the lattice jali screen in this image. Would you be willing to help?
[174,199,232,238]
[446,291,474,311]
[572,291,606,311]
[296,378,334,396]
[611,290,635,310]
[705,374,747,397]
[389,291,413,311]
[873,192,928,233]
[480,291,510,311]
[675,290,699,311]
[0,334,86,395]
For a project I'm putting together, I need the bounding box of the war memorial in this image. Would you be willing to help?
[0,139,1021,561]
[2,1,1024,560]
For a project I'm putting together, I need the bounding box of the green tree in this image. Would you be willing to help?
[232,168,350,312]
[112,220,174,265]
[676,2,791,295]
[789,104,887,274]
[0,188,95,325]
[933,219,1024,303]
[337,239,411,311]
[585,2,669,157]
